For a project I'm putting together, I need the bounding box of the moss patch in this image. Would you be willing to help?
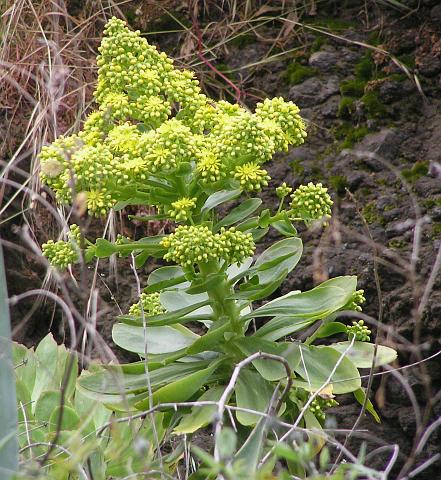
[340,79,366,97]
[362,202,386,226]
[309,17,356,30]
[290,158,305,176]
[311,35,326,53]
[430,222,441,240]
[329,175,349,197]
[338,97,356,119]
[355,53,376,82]
[402,161,429,181]
[361,91,387,118]
[334,123,369,149]
[285,63,317,85]
[397,54,415,69]
[388,239,407,249]
[230,33,255,48]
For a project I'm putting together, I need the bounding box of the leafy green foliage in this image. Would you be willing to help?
[13,334,173,479]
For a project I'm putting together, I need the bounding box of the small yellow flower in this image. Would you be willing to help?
[196,152,224,183]
[234,162,270,191]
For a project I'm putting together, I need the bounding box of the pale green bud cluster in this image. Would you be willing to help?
[162,226,219,266]
[255,97,307,151]
[217,227,255,264]
[169,197,197,221]
[344,289,366,312]
[128,292,164,317]
[310,396,338,422]
[39,135,82,202]
[276,182,293,199]
[290,182,333,223]
[161,225,255,267]
[95,17,173,104]
[39,17,308,218]
[42,224,81,269]
[346,320,371,342]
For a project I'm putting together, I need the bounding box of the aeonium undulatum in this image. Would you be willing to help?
[40,18,396,437]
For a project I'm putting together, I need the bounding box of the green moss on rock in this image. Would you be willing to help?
[311,35,326,53]
[402,161,429,181]
[230,33,255,48]
[285,63,317,85]
[338,97,356,119]
[388,239,407,249]
[334,122,369,149]
[361,91,387,118]
[309,17,356,30]
[340,79,366,97]
[329,175,349,196]
[290,158,305,176]
[355,53,375,82]
[362,201,386,226]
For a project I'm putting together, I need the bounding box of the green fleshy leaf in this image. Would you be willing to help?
[112,323,199,355]
[48,405,80,432]
[174,386,225,434]
[330,341,397,368]
[354,387,381,423]
[271,218,298,237]
[215,198,262,230]
[136,359,222,408]
[293,345,361,394]
[246,276,357,320]
[232,337,287,381]
[315,322,348,339]
[235,369,275,426]
[201,189,241,213]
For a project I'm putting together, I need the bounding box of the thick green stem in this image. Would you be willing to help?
[198,261,242,335]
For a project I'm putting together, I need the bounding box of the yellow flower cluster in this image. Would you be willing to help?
[39,17,307,218]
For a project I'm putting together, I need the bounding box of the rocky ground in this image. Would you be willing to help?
[2,0,441,477]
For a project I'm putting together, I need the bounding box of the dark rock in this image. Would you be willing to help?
[383,207,402,222]
[350,128,403,171]
[391,31,416,54]
[288,76,339,108]
[308,50,337,72]
[347,171,368,191]
[377,195,397,211]
[379,79,414,104]
[288,146,315,162]
[321,95,340,117]
[414,177,441,196]
[429,161,441,178]
[432,206,441,221]
[430,3,441,21]
[339,48,362,65]
[386,219,414,238]
[417,55,441,77]
[398,406,417,433]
